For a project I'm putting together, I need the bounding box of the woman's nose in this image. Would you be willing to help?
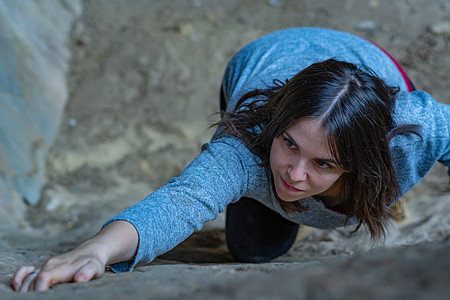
[288,160,307,181]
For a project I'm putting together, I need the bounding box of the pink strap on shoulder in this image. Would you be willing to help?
[361,37,414,92]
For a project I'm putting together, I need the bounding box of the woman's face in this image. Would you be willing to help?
[269,117,345,204]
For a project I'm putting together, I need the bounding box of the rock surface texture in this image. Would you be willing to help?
[0,0,82,222]
[0,0,449,299]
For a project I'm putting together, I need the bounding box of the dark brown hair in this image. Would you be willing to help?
[218,59,420,241]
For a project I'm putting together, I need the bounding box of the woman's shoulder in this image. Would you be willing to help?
[391,91,450,193]
[394,91,450,138]
[222,27,405,109]
[205,133,264,166]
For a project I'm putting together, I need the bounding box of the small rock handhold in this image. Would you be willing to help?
[192,0,202,8]
[68,118,77,128]
[267,0,283,8]
[430,22,450,34]
[355,20,376,32]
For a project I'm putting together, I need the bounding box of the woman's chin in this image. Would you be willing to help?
[276,189,304,202]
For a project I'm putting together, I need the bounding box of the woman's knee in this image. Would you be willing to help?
[225,197,299,263]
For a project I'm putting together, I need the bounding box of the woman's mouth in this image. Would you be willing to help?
[281,176,303,192]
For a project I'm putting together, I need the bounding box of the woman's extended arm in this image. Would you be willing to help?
[12,136,256,291]
[12,220,138,292]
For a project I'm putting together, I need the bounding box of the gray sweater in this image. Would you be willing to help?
[106,28,450,272]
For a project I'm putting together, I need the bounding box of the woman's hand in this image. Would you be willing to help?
[11,220,139,292]
[12,246,106,292]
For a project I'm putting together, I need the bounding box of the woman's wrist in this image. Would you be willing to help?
[76,220,139,266]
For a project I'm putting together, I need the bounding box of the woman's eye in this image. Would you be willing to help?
[283,137,296,150]
[316,160,331,169]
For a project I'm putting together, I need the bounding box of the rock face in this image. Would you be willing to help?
[0,0,448,298]
[0,0,81,222]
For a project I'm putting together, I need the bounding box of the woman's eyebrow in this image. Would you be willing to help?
[283,132,338,165]
[283,132,299,147]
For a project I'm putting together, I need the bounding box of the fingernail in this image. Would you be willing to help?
[76,274,87,281]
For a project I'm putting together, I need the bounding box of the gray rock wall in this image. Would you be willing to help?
[0,0,81,223]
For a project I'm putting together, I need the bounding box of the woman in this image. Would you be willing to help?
[13,27,450,292]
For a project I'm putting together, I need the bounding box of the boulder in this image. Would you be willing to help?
[0,0,82,222]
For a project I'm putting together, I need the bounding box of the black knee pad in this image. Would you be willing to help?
[225,197,299,263]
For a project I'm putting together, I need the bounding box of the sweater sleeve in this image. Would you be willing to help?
[391,91,450,197]
[102,136,253,272]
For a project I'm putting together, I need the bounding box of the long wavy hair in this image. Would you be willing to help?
[218,59,420,241]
